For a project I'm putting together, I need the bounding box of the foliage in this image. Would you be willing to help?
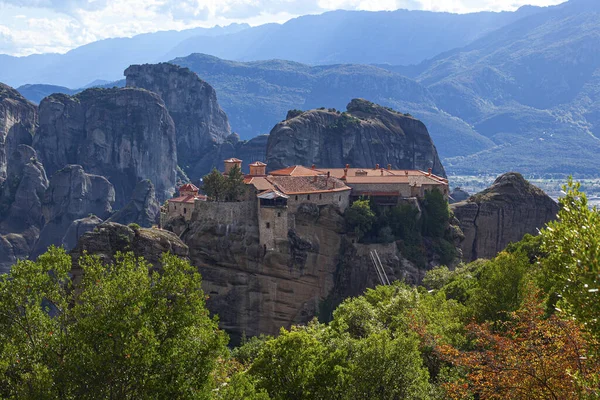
[440,290,600,400]
[127,222,141,230]
[225,164,246,202]
[422,189,450,238]
[540,178,600,338]
[344,199,376,240]
[286,109,303,120]
[0,247,227,399]
[202,168,227,201]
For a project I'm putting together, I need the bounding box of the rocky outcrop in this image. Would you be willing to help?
[33,165,115,257]
[266,99,446,176]
[0,83,37,184]
[0,145,48,273]
[106,180,160,228]
[449,187,470,204]
[33,88,178,206]
[125,63,231,179]
[70,222,189,279]
[451,173,559,261]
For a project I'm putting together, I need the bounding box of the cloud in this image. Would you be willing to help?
[0,0,565,56]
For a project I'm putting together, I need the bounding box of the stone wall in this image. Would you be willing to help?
[287,190,351,212]
[168,201,194,221]
[347,182,413,197]
[258,206,289,250]
[193,199,258,225]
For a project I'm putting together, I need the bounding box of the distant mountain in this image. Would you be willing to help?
[16,84,78,104]
[170,54,493,159]
[0,6,549,89]
[395,0,600,174]
[0,23,250,88]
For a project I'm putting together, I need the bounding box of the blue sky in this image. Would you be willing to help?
[0,0,565,56]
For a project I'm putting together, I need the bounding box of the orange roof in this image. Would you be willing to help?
[319,168,447,186]
[170,194,206,204]
[269,165,322,177]
[245,176,276,191]
[268,175,351,195]
[179,183,199,192]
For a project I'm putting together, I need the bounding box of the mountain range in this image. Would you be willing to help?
[5,0,600,176]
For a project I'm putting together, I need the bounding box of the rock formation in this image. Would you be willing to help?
[106,180,160,228]
[0,83,37,183]
[33,165,115,257]
[266,99,446,176]
[33,88,178,206]
[0,145,48,273]
[125,63,231,178]
[449,187,470,204]
[70,222,189,282]
[451,173,559,261]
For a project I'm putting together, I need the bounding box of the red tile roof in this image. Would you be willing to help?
[179,183,199,192]
[269,165,321,177]
[268,175,350,195]
[224,158,243,163]
[249,161,267,167]
[170,194,206,204]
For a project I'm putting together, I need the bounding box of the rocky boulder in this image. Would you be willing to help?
[0,83,37,184]
[449,187,470,204]
[33,87,178,206]
[451,172,559,261]
[106,179,160,228]
[125,63,231,178]
[33,165,115,257]
[266,98,445,176]
[70,222,189,276]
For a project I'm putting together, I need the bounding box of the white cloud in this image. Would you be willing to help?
[0,0,565,56]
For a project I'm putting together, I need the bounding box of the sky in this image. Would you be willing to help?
[0,0,565,56]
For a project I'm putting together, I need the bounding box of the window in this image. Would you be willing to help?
[319,194,322,200]
[278,212,281,217]
[184,207,187,214]
[307,195,311,201]
[295,195,298,201]
[339,196,341,201]
[266,222,271,229]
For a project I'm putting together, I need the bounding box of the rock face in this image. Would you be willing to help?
[451,173,559,261]
[33,88,178,206]
[106,179,160,228]
[0,83,37,183]
[70,222,189,276]
[0,145,48,273]
[125,63,231,178]
[266,99,446,176]
[33,165,115,257]
[449,187,470,204]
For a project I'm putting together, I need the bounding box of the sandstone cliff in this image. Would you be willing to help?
[106,179,160,228]
[0,83,37,183]
[0,145,48,273]
[451,173,558,261]
[125,63,231,179]
[33,165,115,257]
[266,99,445,176]
[33,88,178,206]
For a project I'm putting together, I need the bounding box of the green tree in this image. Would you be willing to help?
[202,168,227,201]
[345,199,376,240]
[0,247,228,399]
[225,164,246,202]
[422,189,449,238]
[540,178,600,338]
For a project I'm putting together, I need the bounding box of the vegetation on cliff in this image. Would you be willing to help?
[2,179,600,399]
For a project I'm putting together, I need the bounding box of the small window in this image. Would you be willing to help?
[307,195,311,201]
[266,222,271,229]
[295,195,298,201]
[278,212,281,217]
[319,194,322,200]
[339,196,341,201]
[184,207,187,214]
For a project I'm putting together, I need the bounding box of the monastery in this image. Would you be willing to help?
[164,158,448,251]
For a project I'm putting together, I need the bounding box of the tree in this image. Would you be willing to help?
[540,178,600,338]
[0,247,228,399]
[225,164,246,202]
[202,168,227,201]
[422,188,449,238]
[440,290,600,400]
[345,199,376,240]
